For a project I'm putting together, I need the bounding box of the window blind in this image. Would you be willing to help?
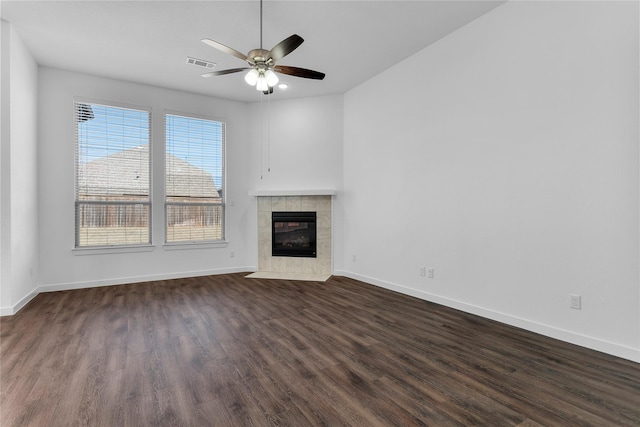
[74,101,152,247]
[165,113,225,243]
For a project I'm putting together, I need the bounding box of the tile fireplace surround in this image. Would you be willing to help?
[248,192,333,281]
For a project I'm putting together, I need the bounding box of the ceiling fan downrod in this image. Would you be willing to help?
[259,0,263,50]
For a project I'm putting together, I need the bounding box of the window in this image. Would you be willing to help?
[75,101,151,247]
[165,113,225,243]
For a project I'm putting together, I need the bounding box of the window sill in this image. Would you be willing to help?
[163,241,228,251]
[73,245,155,256]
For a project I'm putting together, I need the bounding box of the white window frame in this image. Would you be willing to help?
[73,97,153,250]
[163,110,226,246]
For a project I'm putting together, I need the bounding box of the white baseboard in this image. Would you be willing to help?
[338,271,640,364]
[1,267,253,316]
[0,287,39,316]
[38,267,254,293]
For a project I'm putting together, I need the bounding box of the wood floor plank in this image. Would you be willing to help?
[1,272,639,426]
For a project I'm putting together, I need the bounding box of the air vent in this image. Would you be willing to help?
[186,57,216,69]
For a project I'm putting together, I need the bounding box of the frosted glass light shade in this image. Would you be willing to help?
[244,69,259,85]
[265,70,279,87]
[256,75,269,91]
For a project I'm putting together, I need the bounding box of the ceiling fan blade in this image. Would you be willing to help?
[201,38,249,62]
[201,68,250,78]
[274,65,325,80]
[268,34,304,63]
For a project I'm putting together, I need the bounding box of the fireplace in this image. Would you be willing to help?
[250,194,332,280]
[272,211,317,258]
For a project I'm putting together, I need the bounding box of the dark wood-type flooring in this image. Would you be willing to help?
[1,273,639,426]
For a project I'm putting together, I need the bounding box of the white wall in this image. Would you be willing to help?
[343,1,639,362]
[246,95,345,272]
[36,68,253,293]
[247,95,344,192]
[0,22,39,314]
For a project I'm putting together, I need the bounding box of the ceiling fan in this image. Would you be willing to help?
[200,0,325,95]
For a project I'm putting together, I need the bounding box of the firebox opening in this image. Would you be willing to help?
[272,211,317,258]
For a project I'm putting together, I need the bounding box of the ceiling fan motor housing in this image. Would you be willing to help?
[248,49,272,66]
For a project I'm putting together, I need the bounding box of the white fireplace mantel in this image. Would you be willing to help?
[248,189,336,197]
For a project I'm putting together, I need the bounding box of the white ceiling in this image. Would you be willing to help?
[1,0,504,103]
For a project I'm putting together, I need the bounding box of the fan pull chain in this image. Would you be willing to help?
[267,93,271,173]
[260,93,264,180]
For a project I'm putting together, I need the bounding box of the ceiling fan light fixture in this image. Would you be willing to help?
[200,0,325,93]
[245,68,259,85]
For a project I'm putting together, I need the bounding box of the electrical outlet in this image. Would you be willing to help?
[352,254,357,262]
[427,268,434,279]
[230,251,235,258]
[420,266,426,277]
[570,294,581,310]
